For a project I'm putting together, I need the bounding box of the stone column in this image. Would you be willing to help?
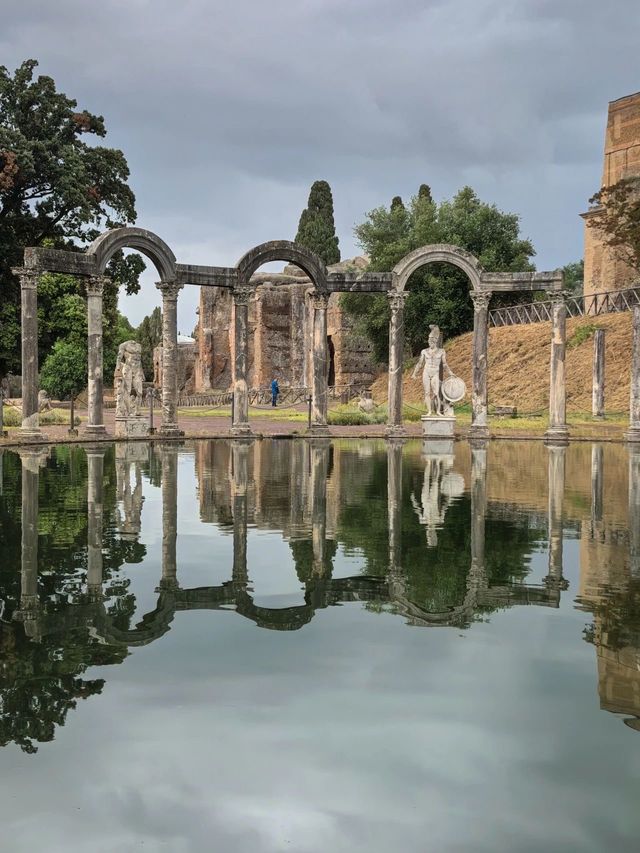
[231,440,249,587]
[231,286,253,436]
[469,442,488,594]
[386,291,407,437]
[309,440,330,576]
[545,444,567,591]
[629,444,640,579]
[159,444,179,590]
[85,276,108,435]
[470,290,491,439]
[545,291,569,443]
[387,439,403,577]
[12,268,44,439]
[625,305,640,442]
[592,329,605,419]
[15,448,49,634]
[86,445,106,599]
[155,281,185,437]
[309,291,329,434]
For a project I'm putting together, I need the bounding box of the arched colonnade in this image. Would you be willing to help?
[15,230,567,441]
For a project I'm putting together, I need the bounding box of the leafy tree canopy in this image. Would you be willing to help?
[0,59,143,376]
[295,179,340,265]
[588,178,640,275]
[342,185,535,362]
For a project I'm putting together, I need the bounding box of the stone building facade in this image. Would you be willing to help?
[153,335,196,395]
[582,92,640,298]
[192,257,378,392]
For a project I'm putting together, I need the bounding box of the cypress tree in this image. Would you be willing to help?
[418,184,433,203]
[295,180,340,265]
[391,196,405,211]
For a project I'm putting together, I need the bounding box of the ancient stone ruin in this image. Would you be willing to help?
[114,340,147,437]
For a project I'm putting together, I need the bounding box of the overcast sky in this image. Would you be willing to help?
[3,0,640,328]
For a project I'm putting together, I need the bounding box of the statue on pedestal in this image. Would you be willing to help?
[412,325,453,416]
[114,341,147,437]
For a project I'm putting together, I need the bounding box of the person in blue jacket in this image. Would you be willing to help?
[271,377,279,407]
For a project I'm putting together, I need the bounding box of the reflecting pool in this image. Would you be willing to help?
[0,438,639,852]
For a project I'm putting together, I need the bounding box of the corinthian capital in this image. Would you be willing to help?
[387,290,407,313]
[11,267,40,290]
[86,275,109,297]
[546,289,568,305]
[156,280,183,301]
[233,285,254,306]
[471,290,492,312]
[309,290,330,310]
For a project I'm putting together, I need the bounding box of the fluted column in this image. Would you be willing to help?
[85,276,108,435]
[545,291,569,443]
[469,443,488,594]
[231,440,249,587]
[86,446,106,599]
[470,290,491,439]
[232,286,253,436]
[12,268,44,439]
[625,305,640,442]
[155,280,184,436]
[309,290,329,434]
[629,445,640,579]
[159,444,179,590]
[309,440,330,576]
[386,291,407,437]
[545,444,567,592]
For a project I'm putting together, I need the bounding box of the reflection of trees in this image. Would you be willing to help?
[0,622,126,754]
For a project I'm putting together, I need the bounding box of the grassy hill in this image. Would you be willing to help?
[370,312,635,415]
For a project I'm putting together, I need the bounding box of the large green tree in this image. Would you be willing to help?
[295,179,340,265]
[342,185,535,362]
[0,59,143,377]
[137,306,162,380]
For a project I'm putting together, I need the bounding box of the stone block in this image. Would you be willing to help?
[420,415,455,438]
[115,416,148,438]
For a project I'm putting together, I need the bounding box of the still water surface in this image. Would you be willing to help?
[0,438,639,852]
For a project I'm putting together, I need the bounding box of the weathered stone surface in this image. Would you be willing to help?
[420,415,455,438]
[231,286,252,436]
[154,337,196,396]
[386,291,406,435]
[156,280,184,436]
[592,328,606,418]
[626,305,640,442]
[470,290,491,439]
[114,340,145,419]
[85,275,108,435]
[115,415,147,438]
[13,269,45,439]
[545,292,570,443]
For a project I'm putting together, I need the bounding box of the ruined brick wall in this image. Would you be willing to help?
[583,93,640,298]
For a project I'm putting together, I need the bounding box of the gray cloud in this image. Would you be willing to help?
[2,0,640,326]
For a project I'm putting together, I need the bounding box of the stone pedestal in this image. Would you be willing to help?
[421,415,455,439]
[115,416,148,438]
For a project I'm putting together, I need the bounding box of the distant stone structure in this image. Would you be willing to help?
[153,334,196,395]
[192,257,377,392]
[582,92,640,299]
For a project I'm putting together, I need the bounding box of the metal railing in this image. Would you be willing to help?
[489,286,640,327]
[178,382,371,408]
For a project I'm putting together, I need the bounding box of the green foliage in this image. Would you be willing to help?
[328,405,387,426]
[342,185,535,361]
[568,323,600,349]
[588,178,640,273]
[40,339,87,399]
[137,306,162,379]
[0,59,141,376]
[562,260,584,295]
[295,180,340,265]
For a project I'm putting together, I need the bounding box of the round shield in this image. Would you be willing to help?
[442,375,466,403]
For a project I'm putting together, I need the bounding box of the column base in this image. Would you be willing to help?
[157,579,180,593]
[306,423,330,437]
[17,428,48,442]
[385,424,406,439]
[231,423,254,438]
[84,424,108,436]
[544,426,570,445]
[158,424,185,437]
[468,424,490,441]
[625,427,640,443]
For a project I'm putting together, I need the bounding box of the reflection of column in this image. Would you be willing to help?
[86,446,106,599]
[12,268,45,438]
[386,291,407,436]
[545,291,569,443]
[159,444,179,590]
[15,448,49,626]
[231,440,249,586]
[232,286,253,436]
[470,443,488,592]
[289,440,306,534]
[85,276,108,435]
[387,439,403,576]
[309,440,330,576]
[309,291,329,433]
[590,444,604,533]
[625,305,640,442]
[156,280,185,436]
[470,291,491,439]
[545,445,567,589]
[629,445,640,579]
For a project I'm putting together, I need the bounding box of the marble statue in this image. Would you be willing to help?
[412,325,453,416]
[114,341,145,418]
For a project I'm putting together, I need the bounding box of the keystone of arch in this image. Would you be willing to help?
[86,226,177,281]
[391,244,484,292]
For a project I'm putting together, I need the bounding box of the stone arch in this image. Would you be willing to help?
[86,226,177,281]
[235,240,327,291]
[391,243,483,292]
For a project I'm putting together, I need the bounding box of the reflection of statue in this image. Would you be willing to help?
[114,341,144,418]
[411,455,464,546]
[412,326,453,416]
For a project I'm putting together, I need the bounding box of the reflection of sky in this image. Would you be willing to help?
[0,442,639,851]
